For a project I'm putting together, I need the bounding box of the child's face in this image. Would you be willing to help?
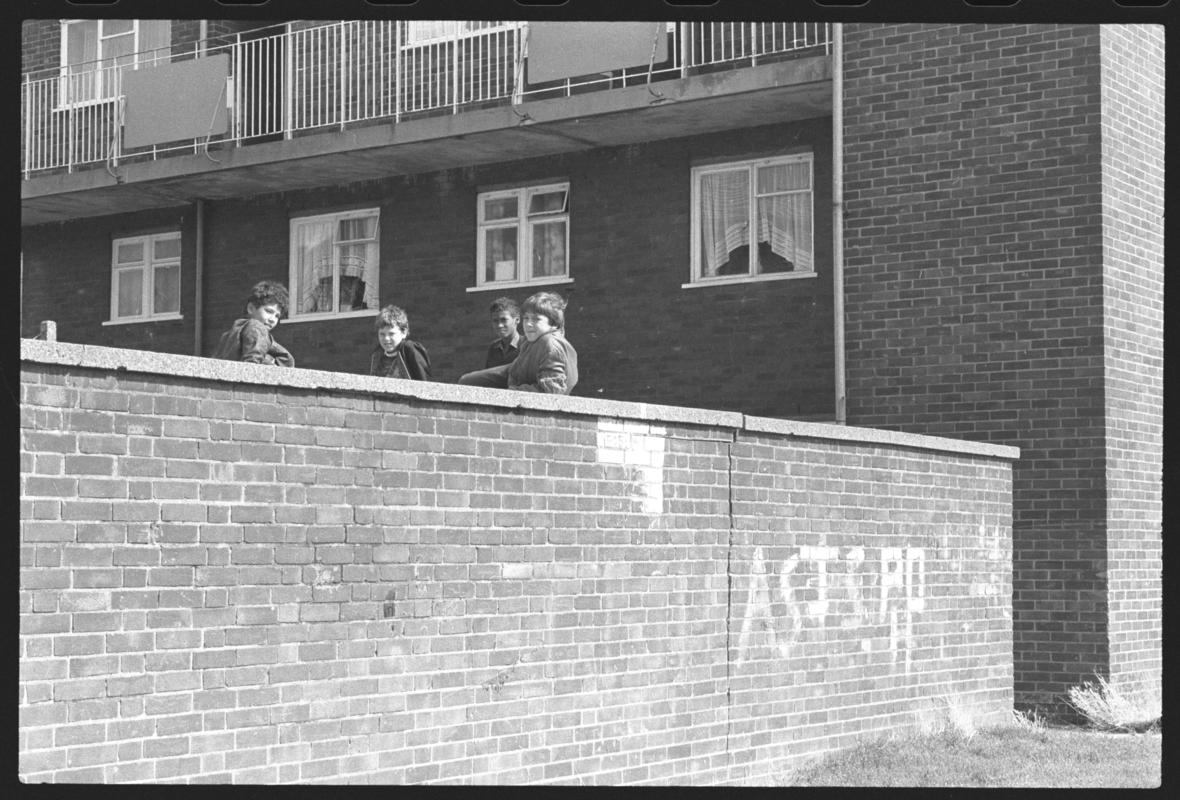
[378,324,406,354]
[491,311,519,341]
[247,302,282,330]
[521,311,555,343]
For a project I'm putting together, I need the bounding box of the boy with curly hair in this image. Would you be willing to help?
[212,280,295,366]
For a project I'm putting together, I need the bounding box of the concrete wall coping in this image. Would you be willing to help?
[21,338,1020,462]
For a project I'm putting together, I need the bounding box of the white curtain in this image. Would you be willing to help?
[293,220,335,313]
[755,161,811,273]
[699,170,749,277]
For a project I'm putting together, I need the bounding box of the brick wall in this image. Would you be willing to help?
[21,19,58,74]
[1097,25,1163,691]
[21,119,835,420]
[841,23,1114,711]
[20,340,1015,784]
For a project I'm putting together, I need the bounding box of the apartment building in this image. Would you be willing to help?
[20,18,1162,714]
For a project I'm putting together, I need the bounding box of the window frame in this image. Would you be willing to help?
[58,19,155,109]
[687,152,817,288]
[105,231,183,325]
[472,181,572,293]
[402,20,516,46]
[286,207,381,323]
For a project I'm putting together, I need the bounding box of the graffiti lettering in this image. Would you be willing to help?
[735,545,926,669]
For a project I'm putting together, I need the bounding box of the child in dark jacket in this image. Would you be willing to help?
[212,280,295,366]
[369,305,431,381]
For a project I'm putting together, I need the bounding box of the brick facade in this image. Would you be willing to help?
[19,340,1015,784]
[841,22,1162,711]
[1096,25,1163,692]
[20,18,1163,723]
[20,119,836,420]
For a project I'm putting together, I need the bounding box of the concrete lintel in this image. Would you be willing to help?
[21,338,1017,461]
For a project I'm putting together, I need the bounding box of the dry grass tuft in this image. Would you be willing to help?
[1066,675,1161,733]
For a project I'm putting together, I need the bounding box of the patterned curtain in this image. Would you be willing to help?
[755,161,812,273]
[699,169,749,276]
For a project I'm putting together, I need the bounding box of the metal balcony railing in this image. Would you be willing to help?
[21,21,831,179]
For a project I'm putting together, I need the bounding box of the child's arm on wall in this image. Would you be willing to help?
[269,340,295,368]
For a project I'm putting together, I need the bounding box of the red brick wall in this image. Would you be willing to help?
[20,341,1014,784]
[841,23,1112,711]
[22,119,836,420]
[1098,25,1163,692]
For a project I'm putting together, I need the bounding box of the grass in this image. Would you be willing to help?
[1067,674,1162,733]
[780,712,1161,788]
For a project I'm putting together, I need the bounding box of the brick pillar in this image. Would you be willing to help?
[841,22,1161,713]
[1097,24,1163,695]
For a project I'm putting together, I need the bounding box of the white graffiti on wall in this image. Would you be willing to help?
[735,526,1008,670]
[735,544,927,671]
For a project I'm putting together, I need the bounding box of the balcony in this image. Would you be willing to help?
[21,21,832,224]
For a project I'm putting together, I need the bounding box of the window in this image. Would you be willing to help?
[476,183,570,289]
[109,232,181,322]
[690,153,814,285]
[289,209,379,318]
[60,19,170,106]
[404,21,504,45]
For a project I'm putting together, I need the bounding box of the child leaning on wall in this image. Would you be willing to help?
[212,280,295,366]
[369,304,432,381]
[458,291,578,394]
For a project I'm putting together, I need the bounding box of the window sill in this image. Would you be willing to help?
[681,271,817,290]
[282,309,379,325]
[102,313,184,326]
[467,277,574,293]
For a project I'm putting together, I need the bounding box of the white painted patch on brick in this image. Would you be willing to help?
[597,419,665,514]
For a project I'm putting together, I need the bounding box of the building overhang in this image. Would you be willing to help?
[21,55,831,227]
